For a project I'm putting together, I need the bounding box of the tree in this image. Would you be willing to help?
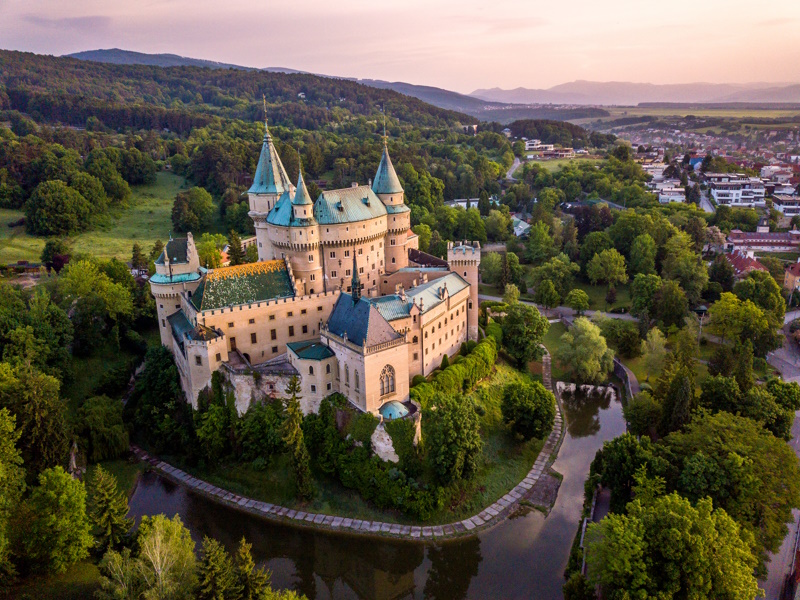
[586,494,760,600]
[172,186,214,233]
[412,224,432,253]
[659,366,695,435]
[500,302,549,365]
[529,254,579,299]
[234,537,271,600]
[485,210,511,242]
[579,231,614,271]
[733,270,786,326]
[131,243,147,272]
[587,249,627,303]
[87,466,132,554]
[0,409,24,585]
[426,393,482,484]
[227,229,246,266]
[198,536,240,600]
[70,171,108,212]
[23,466,93,573]
[282,376,314,499]
[480,252,502,285]
[554,317,614,384]
[78,396,129,462]
[661,232,708,304]
[624,392,662,439]
[659,411,800,560]
[196,232,227,269]
[708,254,735,292]
[655,279,687,328]
[640,327,667,381]
[478,190,491,216]
[526,221,554,265]
[137,514,197,600]
[502,283,520,305]
[565,288,590,315]
[630,273,662,318]
[628,233,656,276]
[534,279,560,310]
[0,364,69,476]
[40,238,71,268]
[501,382,556,440]
[25,180,92,236]
[707,292,777,356]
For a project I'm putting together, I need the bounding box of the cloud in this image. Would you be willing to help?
[23,14,112,31]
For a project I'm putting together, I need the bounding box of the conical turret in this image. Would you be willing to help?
[372,143,403,196]
[248,118,292,195]
[292,167,313,206]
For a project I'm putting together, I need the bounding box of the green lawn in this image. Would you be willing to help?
[4,561,102,600]
[177,363,551,526]
[0,171,192,264]
[542,321,569,381]
[573,281,631,312]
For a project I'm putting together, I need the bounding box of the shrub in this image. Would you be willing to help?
[411,374,427,387]
[440,353,450,370]
[78,395,129,462]
[501,382,556,440]
[348,412,379,448]
[486,321,503,344]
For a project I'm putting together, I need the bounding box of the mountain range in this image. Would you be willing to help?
[65,49,800,113]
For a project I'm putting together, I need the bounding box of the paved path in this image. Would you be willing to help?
[478,294,638,323]
[506,157,521,181]
[130,349,565,541]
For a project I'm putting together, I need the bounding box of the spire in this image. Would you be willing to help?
[383,110,387,147]
[372,143,403,195]
[248,97,292,195]
[292,162,313,206]
[351,248,361,303]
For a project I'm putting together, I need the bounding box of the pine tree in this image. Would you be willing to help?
[440,353,449,370]
[478,190,490,216]
[227,230,246,266]
[131,243,147,271]
[282,376,314,500]
[500,253,510,290]
[87,465,133,554]
[234,537,270,600]
[149,239,164,262]
[198,536,240,600]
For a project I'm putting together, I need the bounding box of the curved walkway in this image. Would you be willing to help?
[131,352,564,541]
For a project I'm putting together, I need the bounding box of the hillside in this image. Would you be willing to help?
[67,48,300,73]
[0,50,471,130]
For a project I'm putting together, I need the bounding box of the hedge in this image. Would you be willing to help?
[410,337,498,408]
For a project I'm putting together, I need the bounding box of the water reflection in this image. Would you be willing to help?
[128,389,626,600]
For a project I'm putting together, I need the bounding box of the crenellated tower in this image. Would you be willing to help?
[286,168,323,295]
[447,241,481,341]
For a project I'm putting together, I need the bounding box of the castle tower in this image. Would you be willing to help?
[287,168,323,295]
[447,241,481,341]
[372,137,413,272]
[248,112,294,261]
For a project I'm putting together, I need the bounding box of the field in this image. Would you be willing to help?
[533,157,602,173]
[0,171,191,264]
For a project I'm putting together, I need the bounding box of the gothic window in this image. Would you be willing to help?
[309,366,314,375]
[345,365,349,385]
[326,364,331,374]
[380,365,395,396]
[355,370,360,391]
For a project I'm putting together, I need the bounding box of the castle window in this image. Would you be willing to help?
[345,250,350,257]
[310,274,315,281]
[380,365,395,396]
[251,333,257,344]
[371,245,374,251]
[228,322,234,328]
[271,329,277,340]
[331,270,337,278]
[359,267,364,274]
[301,309,307,314]
[355,370,360,391]
[215,353,221,362]
[195,356,202,366]
[272,346,278,353]
[390,239,396,246]
[358,248,363,255]
[345,365,349,385]
[317,306,323,311]
[289,326,295,337]
[327,382,332,391]
[287,311,293,317]
[413,352,419,360]
[302,325,308,334]
[269,315,275,321]
[346,269,351,276]
[309,366,314,375]
[330,251,335,258]
[311,385,316,393]
[413,336,418,343]
[159,304,163,309]
[308,255,314,262]
[326,364,331,374]
[391,258,395,263]
[162,319,165,327]
[249,318,255,324]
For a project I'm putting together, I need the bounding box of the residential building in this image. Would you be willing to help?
[724,250,768,280]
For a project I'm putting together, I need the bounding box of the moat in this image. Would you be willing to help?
[128,389,626,599]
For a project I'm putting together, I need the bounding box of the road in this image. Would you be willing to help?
[506,157,521,181]
[699,194,715,214]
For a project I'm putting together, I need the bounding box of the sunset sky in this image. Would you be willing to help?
[2,0,799,93]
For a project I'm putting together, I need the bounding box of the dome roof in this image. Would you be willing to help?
[379,400,408,420]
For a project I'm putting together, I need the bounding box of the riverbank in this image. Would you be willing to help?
[131,353,565,540]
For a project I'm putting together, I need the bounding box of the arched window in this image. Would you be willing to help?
[355,370,360,391]
[309,366,314,375]
[326,364,331,374]
[412,335,418,344]
[345,365,349,385]
[380,365,395,396]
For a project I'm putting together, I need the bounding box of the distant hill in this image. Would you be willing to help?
[66,48,300,73]
[471,80,800,106]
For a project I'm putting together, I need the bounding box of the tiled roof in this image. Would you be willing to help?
[725,251,768,277]
[786,262,800,277]
[292,171,313,206]
[248,126,293,195]
[287,340,335,360]
[385,204,410,214]
[326,294,401,347]
[266,191,316,228]
[371,272,469,321]
[314,186,388,225]
[149,272,201,285]
[372,145,404,195]
[408,248,448,268]
[155,238,189,265]
[370,295,411,321]
[190,260,294,311]
[168,310,219,342]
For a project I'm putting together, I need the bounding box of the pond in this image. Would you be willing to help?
[128,389,627,599]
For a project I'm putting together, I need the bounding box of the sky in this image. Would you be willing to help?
[1,0,799,94]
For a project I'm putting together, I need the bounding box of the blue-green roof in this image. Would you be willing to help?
[327,294,401,347]
[407,273,469,312]
[372,145,403,195]
[287,340,335,360]
[168,310,219,342]
[385,204,410,214]
[190,261,294,311]
[292,171,313,206]
[248,126,292,195]
[266,191,315,228]
[314,186,388,225]
[149,272,202,285]
[379,400,409,420]
[369,296,411,321]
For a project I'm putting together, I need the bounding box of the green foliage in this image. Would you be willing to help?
[596,317,640,359]
[440,353,450,370]
[708,254,735,292]
[135,514,198,600]
[500,303,549,366]
[554,317,614,384]
[587,248,627,291]
[586,493,760,600]
[565,288,590,315]
[534,279,560,309]
[25,180,92,236]
[502,283,520,306]
[198,536,240,600]
[628,233,656,276]
[282,376,314,500]
[707,292,779,357]
[655,279,687,328]
[661,232,708,305]
[171,186,214,233]
[630,273,662,318]
[425,393,483,485]
[227,229,246,266]
[501,382,556,440]
[0,408,24,585]
[23,466,93,574]
[485,321,503,345]
[348,412,379,448]
[87,466,132,555]
[77,396,129,463]
[624,392,662,439]
[385,417,421,476]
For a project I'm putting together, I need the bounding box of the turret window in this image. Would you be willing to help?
[309,366,314,375]
[308,255,314,262]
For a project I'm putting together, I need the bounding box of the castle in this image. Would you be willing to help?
[150,120,480,421]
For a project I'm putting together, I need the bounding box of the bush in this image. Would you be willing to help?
[486,321,503,344]
[411,374,427,387]
[501,382,556,440]
[78,396,130,462]
[348,412,379,448]
[385,418,421,476]
[94,360,135,396]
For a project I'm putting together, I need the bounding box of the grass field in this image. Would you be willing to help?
[0,171,192,264]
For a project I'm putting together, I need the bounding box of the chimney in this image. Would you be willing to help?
[351,181,358,188]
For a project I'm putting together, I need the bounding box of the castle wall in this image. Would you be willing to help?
[419,288,469,376]
[287,352,339,414]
